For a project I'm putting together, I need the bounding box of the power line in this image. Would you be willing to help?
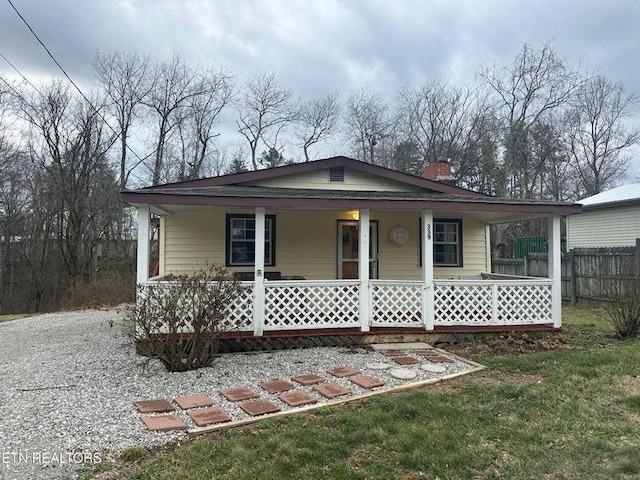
[5,0,155,184]
[0,51,149,186]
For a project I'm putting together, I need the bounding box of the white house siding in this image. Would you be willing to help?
[162,207,488,280]
[244,168,424,192]
[566,204,640,249]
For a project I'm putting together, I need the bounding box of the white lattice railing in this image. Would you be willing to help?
[140,280,254,333]
[142,277,555,333]
[371,280,424,326]
[434,279,553,326]
[264,280,360,330]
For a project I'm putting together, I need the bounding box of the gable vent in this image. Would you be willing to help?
[329,167,344,182]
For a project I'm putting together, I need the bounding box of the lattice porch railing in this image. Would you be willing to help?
[371,280,424,326]
[140,281,254,333]
[434,279,553,326]
[264,280,360,330]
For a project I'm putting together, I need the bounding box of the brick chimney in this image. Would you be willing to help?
[422,159,457,185]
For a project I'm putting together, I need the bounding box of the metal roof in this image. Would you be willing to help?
[579,183,640,207]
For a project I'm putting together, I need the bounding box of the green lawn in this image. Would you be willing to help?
[0,314,26,323]
[95,305,640,480]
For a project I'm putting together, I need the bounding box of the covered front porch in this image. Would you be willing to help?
[135,205,564,336]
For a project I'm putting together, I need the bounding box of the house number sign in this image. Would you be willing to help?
[426,224,431,240]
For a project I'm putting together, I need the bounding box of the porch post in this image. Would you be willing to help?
[136,204,151,285]
[358,208,370,332]
[253,207,266,336]
[548,214,562,328]
[421,210,434,330]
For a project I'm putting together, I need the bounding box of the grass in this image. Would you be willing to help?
[94,304,640,480]
[0,314,27,323]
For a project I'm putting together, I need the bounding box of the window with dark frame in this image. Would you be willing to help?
[226,214,276,266]
[419,218,463,267]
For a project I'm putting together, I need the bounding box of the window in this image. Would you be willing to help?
[433,220,462,266]
[419,218,463,267]
[226,214,276,266]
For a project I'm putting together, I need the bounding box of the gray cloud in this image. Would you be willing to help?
[1,0,639,170]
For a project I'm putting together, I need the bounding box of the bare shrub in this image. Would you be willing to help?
[604,275,640,339]
[126,264,245,371]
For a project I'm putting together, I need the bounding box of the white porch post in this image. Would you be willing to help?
[421,210,434,330]
[253,207,266,336]
[548,214,562,328]
[358,209,370,332]
[136,204,151,285]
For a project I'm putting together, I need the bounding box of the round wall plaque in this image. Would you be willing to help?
[388,226,409,247]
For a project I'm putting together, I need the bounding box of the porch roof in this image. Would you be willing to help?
[122,184,581,220]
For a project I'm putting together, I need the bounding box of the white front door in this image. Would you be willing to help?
[337,221,378,279]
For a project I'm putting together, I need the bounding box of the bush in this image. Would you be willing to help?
[126,264,245,371]
[604,276,640,339]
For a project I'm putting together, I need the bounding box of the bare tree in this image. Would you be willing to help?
[236,73,296,170]
[295,91,340,161]
[17,80,119,292]
[398,81,487,179]
[344,87,391,164]
[145,54,204,185]
[480,42,581,198]
[566,74,640,196]
[175,69,235,180]
[93,50,153,189]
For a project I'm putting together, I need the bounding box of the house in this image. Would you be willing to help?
[122,156,581,338]
[567,183,640,249]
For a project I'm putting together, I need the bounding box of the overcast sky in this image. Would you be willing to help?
[1,0,639,176]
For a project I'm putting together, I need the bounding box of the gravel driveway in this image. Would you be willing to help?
[0,308,476,480]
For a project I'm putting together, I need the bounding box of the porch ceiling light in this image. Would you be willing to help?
[389,225,409,247]
[351,210,359,220]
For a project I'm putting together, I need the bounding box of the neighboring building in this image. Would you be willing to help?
[122,156,580,335]
[567,183,640,249]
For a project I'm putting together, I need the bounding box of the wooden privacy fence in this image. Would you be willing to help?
[492,239,640,303]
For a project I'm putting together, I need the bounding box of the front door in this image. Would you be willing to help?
[337,221,378,279]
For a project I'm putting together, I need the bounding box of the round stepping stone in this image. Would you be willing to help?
[389,368,417,380]
[366,362,391,370]
[421,364,447,373]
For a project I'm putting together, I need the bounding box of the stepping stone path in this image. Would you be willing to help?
[188,407,232,427]
[389,368,417,380]
[136,351,462,432]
